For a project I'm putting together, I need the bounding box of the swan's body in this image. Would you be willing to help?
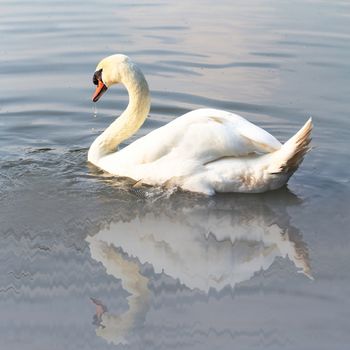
[89,54,312,195]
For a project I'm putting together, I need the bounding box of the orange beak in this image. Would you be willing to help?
[92,80,108,102]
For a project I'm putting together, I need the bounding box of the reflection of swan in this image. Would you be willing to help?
[86,190,312,345]
[88,54,312,194]
[88,239,150,345]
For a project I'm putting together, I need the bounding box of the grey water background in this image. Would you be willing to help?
[1,0,350,349]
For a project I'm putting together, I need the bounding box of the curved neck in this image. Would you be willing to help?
[88,65,151,163]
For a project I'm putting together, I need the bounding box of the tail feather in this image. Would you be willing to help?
[268,118,313,174]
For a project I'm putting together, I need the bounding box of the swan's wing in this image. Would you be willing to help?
[175,109,282,156]
[170,109,282,158]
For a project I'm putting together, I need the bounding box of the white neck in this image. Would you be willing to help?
[88,64,151,164]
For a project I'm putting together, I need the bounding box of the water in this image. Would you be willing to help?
[1,0,350,349]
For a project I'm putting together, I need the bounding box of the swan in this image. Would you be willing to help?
[89,54,312,195]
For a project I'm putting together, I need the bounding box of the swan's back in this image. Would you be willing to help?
[104,108,281,166]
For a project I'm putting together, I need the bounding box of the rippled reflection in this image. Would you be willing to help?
[86,190,311,345]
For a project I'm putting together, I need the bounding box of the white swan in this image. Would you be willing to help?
[89,54,312,195]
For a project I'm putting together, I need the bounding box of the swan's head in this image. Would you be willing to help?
[92,54,131,102]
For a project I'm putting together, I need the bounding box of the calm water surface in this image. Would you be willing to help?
[1,0,350,349]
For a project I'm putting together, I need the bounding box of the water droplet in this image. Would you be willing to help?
[93,105,98,118]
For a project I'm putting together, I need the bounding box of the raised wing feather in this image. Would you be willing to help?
[235,118,282,153]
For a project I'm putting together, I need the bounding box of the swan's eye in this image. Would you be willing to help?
[93,69,103,86]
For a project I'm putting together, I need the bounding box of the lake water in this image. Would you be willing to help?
[1,0,350,349]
